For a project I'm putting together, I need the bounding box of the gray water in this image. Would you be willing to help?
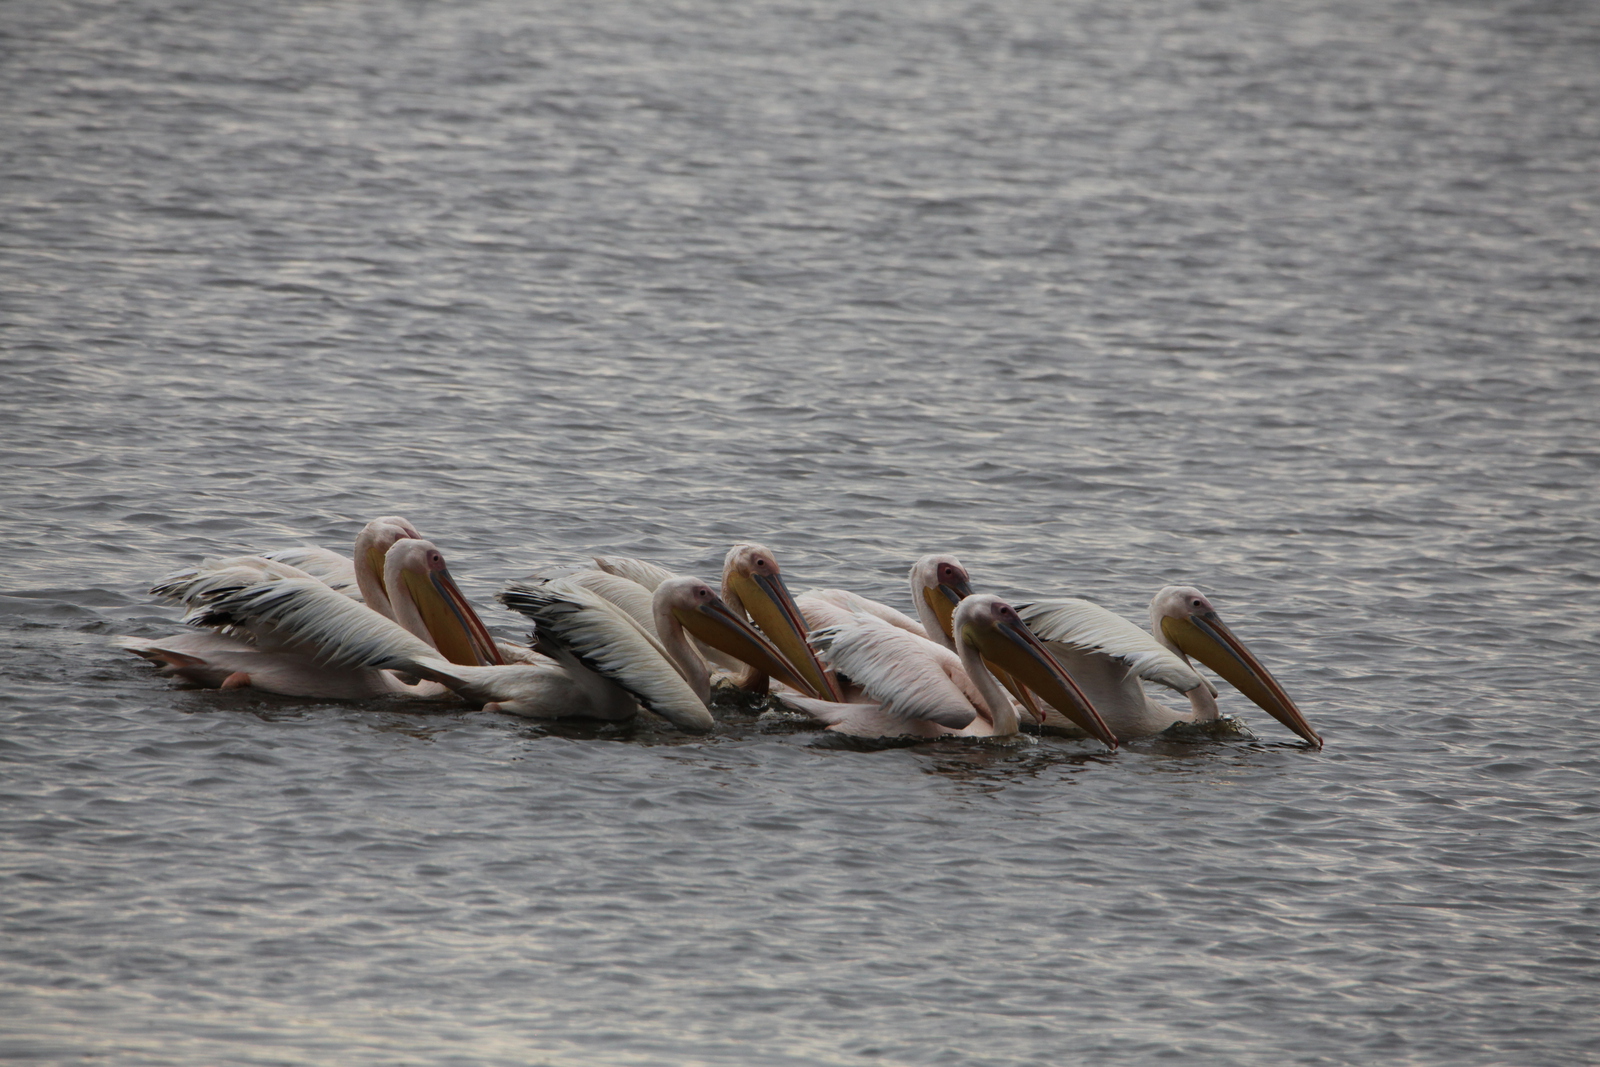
[5,0,1600,1063]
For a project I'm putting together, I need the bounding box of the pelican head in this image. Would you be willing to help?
[1151,586,1321,747]
[910,554,974,644]
[721,543,844,701]
[655,576,826,699]
[384,538,505,667]
[353,516,426,618]
[954,595,1118,748]
[911,555,1042,722]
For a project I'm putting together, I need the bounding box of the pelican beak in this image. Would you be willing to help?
[726,569,844,701]
[989,664,1047,724]
[402,566,506,667]
[674,595,822,699]
[1161,612,1321,747]
[965,619,1119,749]
[922,576,973,642]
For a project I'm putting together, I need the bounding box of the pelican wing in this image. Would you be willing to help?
[152,555,321,602]
[499,581,712,731]
[1019,598,1204,694]
[183,575,442,673]
[177,575,623,710]
[810,616,977,730]
[260,546,361,599]
[592,556,679,592]
[561,570,659,636]
[154,556,369,654]
[802,588,929,639]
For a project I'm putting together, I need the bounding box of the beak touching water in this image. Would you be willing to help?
[1161,611,1321,747]
[965,615,1119,749]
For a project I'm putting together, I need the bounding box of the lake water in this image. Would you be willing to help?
[4,0,1600,1063]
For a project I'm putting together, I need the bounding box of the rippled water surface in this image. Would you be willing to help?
[5,0,1600,1063]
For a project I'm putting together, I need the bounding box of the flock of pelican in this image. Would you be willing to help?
[117,517,1323,748]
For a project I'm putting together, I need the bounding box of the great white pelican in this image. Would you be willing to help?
[1019,585,1322,746]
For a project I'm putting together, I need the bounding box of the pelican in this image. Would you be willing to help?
[381,538,505,666]
[1018,586,1322,746]
[117,555,446,699]
[784,595,1117,746]
[593,543,845,703]
[118,535,508,697]
[331,519,540,664]
[797,554,1048,723]
[498,574,831,727]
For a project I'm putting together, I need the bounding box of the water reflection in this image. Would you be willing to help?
[909,737,1115,797]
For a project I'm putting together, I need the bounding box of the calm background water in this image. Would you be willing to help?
[5,0,1599,1063]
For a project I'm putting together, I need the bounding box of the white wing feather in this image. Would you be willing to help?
[182,575,442,672]
[1019,599,1204,694]
[802,588,928,639]
[592,556,679,592]
[153,556,374,654]
[810,616,977,730]
[499,581,712,731]
[259,546,361,599]
[558,570,659,636]
[137,564,636,716]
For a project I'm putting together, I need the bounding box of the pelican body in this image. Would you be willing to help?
[497,574,830,730]
[120,521,511,699]
[789,594,1118,748]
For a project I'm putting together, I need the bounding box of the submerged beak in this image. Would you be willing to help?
[1162,612,1321,747]
[967,619,1119,749]
[727,569,844,701]
[402,567,506,667]
[675,595,822,699]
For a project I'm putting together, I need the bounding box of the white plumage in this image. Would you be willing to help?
[500,580,714,731]
[1020,598,1205,694]
[809,615,981,730]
